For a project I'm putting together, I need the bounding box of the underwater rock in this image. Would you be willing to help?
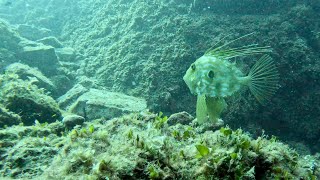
[0,19,21,51]
[49,74,74,98]
[0,48,17,73]
[62,114,85,130]
[78,76,97,88]
[0,73,61,125]
[0,111,319,179]
[57,84,89,110]
[17,42,59,76]
[5,63,57,94]
[0,105,21,128]
[36,36,63,48]
[55,47,76,62]
[17,24,51,41]
[0,19,21,69]
[3,95,61,126]
[167,111,194,125]
[68,89,147,120]
[36,113,319,179]
[3,93,61,126]
[0,124,62,178]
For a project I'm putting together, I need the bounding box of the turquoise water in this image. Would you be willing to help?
[0,0,319,179]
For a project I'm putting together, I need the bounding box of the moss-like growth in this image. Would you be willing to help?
[0,112,319,179]
[0,72,61,125]
[0,105,21,128]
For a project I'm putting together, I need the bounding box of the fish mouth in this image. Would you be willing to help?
[183,75,196,95]
[183,74,188,83]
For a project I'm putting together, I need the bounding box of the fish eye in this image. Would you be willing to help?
[191,64,196,70]
[208,70,215,78]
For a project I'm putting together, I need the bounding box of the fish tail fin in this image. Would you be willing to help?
[248,55,279,104]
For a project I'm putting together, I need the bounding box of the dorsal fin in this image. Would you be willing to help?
[205,33,272,59]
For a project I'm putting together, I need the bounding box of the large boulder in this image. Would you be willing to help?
[17,24,51,41]
[57,84,89,110]
[0,19,21,51]
[0,19,22,70]
[17,41,59,76]
[0,48,17,73]
[55,47,76,62]
[0,73,61,125]
[67,88,147,120]
[5,63,57,94]
[36,36,63,48]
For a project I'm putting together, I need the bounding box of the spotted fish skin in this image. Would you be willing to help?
[183,33,279,124]
[183,55,247,98]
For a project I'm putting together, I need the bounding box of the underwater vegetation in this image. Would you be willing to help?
[0,69,61,126]
[0,112,319,179]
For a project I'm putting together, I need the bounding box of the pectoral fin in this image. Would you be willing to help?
[196,95,207,124]
[196,95,227,124]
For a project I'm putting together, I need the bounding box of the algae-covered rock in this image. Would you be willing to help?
[5,63,57,94]
[35,113,319,179]
[0,73,61,125]
[0,111,319,179]
[17,24,51,41]
[0,19,22,70]
[167,111,194,125]
[36,36,63,48]
[68,89,147,120]
[57,84,89,109]
[55,47,77,62]
[17,43,59,76]
[62,114,85,130]
[0,122,65,178]
[0,19,21,51]
[0,48,17,73]
[0,105,21,128]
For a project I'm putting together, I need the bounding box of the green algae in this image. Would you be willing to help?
[0,112,318,179]
[0,72,61,125]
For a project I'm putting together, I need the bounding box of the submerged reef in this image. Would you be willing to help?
[0,0,319,179]
[0,112,319,179]
[0,71,61,126]
[0,0,319,152]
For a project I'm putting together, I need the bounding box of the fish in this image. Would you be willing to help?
[183,33,279,124]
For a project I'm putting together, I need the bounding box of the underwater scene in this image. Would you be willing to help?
[0,0,319,179]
